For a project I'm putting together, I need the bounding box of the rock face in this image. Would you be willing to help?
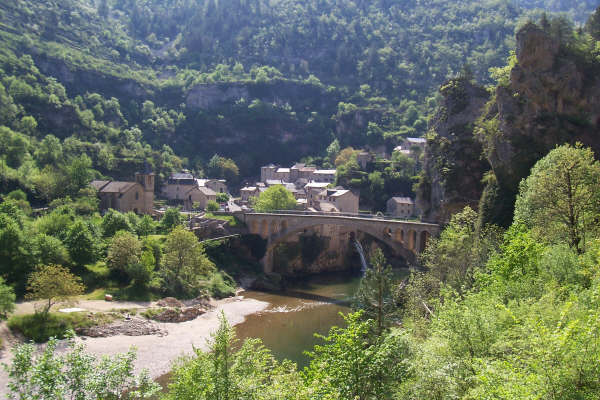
[417,77,490,223]
[419,23,600,226]
[485,23,600,194]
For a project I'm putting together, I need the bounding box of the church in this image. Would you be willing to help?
[90,171,155,214]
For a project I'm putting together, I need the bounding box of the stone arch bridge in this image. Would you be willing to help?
[239,212,440,273]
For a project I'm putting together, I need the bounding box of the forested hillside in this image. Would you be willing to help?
[0,0,596,205]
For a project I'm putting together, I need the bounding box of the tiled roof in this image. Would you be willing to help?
[90,180,110,191]
[391,197,414,204]
[330,189,350,197]
[98,181,138,193]
[198,186,217,196]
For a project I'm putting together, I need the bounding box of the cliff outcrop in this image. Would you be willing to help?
[419,21,600,226]
[417,77,490,223]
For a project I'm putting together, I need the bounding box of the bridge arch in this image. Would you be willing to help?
[241,213,439,273]
[264,219,417,267]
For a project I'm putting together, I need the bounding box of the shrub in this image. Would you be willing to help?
[9,313,75,342]
[206,200,219,212]
[8,312,114,342]
[208,271,236,298]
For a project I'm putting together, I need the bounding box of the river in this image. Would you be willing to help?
[236,272,363,367]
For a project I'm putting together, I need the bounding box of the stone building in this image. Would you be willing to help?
[91,171,155,214]
[315,189,359,214]
[260,164,278,182]
[387,197,416,218]
[240,186,260,203]
[196,178,228,194]
[162,172,226,210]
[183,186,217,210]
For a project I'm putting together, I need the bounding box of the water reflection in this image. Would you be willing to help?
[236,272,362,367]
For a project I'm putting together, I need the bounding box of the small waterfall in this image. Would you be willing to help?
[353,240,368,273]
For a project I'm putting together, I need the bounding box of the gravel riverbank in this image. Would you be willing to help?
[0,295,269,395]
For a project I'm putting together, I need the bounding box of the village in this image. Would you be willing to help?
[89,138,426,220]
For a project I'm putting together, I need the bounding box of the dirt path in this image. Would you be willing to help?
[0,295,269,395]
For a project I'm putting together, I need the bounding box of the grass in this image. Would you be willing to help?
[140,307,167,320]
[8,312,118,343]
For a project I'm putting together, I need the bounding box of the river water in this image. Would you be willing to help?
[236,272,363,367]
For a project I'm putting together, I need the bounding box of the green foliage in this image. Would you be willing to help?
[25,264,85,314]
[160,226,215,298]
[353,248,399,335]
[253,185,296,212]
[101,209,133,237]
[206,200,220,212]
[304,311,410,399]
[166,312,307,400]
[207,154,239,185]
[4,337,159,397]
[514,143,600,254]
[159,207,183,233]
[7,312,105,343]
[0,276,15,319]
[64,219,98,266]
[215,192,229,203]
[106,230,142,276]
[207,271,236,299]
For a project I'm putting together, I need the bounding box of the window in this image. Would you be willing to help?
[135,192,139,200]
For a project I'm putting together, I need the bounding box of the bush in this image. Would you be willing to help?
[9,313,77,342]
[208,271,236,299]
[8,312,113,342]
[216,193,229,203]
[206,200,220,212]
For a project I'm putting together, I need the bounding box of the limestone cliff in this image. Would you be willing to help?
[417,77,490,223]
[418,21,600,226]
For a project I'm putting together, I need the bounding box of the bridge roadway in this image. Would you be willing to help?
[239,211,440,273]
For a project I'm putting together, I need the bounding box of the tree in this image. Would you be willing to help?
[216,192,229,203]
[586,6,600,40]
[64,154,94,196]
[25,265,85,314]
[160,207,183,232]
[326,139,340,161]
[206,200,219,212]
[106,231,142,276]
[101,209,132,237]
[0,276,15,319]
[334,147,357,167]
[353,248,398,336]
[304,311,409,399]
[207,154,239,184]
[5,337,159,399]
[161,226,215,297]
[64,220,97,265]
[253,185,296,212]
[514,143,600,254]
[33,234,70,266]
[166,312,306,400]
[135,214,156,236]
